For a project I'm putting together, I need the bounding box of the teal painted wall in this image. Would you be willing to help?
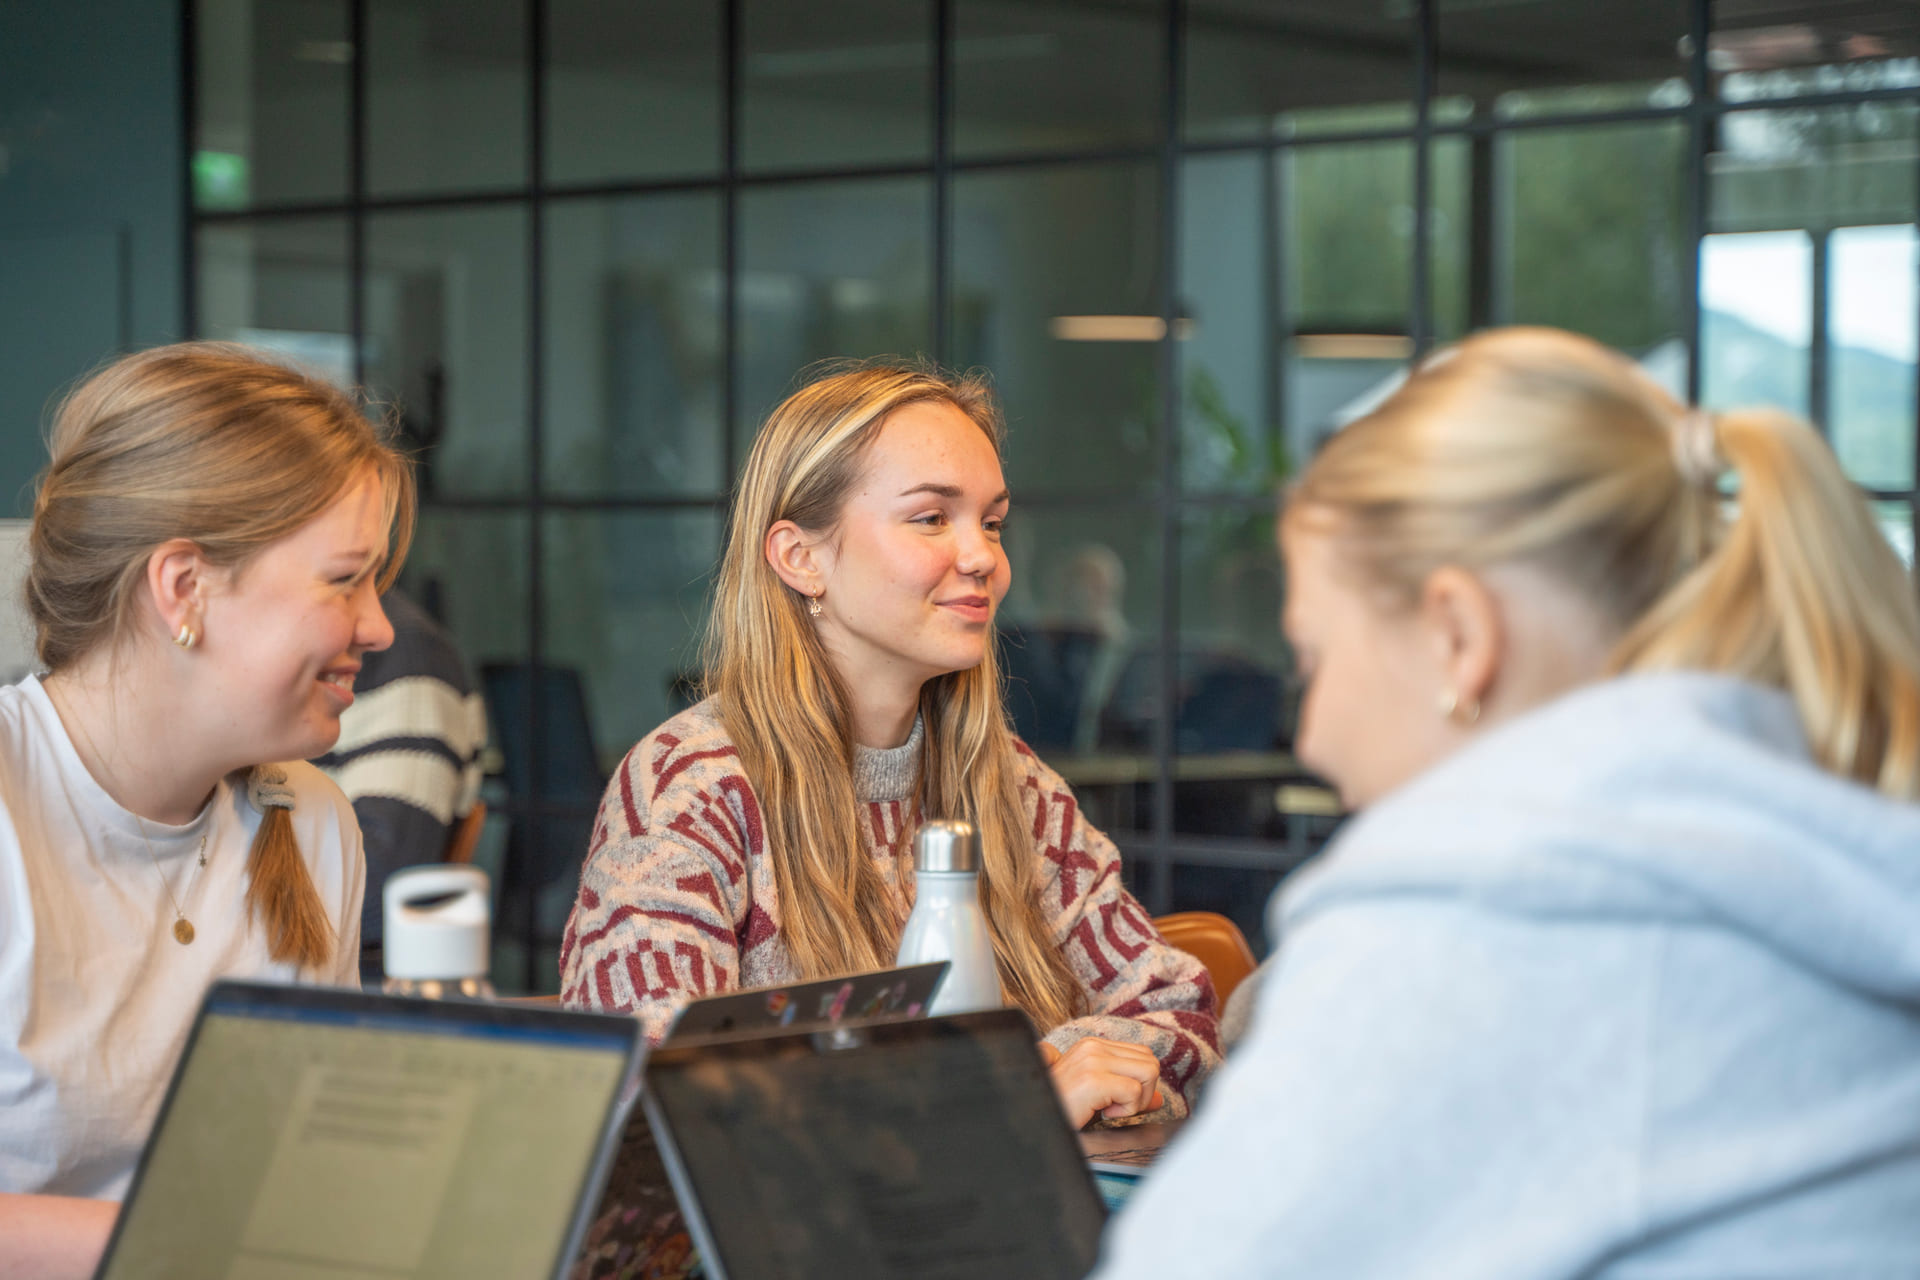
[0,2,183,515]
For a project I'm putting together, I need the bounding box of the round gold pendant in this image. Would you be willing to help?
[172,918,195,946]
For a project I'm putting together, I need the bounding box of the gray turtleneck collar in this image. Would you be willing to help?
[852,714,923,803]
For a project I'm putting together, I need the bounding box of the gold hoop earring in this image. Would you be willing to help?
[1436,687,1479,724]
[173,623,198,650]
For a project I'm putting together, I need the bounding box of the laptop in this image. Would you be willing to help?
[664,962,947,1041]
[94,979,643,1280]
[570,964,950,1279]
[639,1009,1108,1280]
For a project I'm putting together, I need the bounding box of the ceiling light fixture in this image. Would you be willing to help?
[1049,315,1195,342]
[1294,333,1414,360]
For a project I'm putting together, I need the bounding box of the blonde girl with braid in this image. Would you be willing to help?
[0,343,413,1279]
[1097,327,1920,1279]
[562,360,1220,1129]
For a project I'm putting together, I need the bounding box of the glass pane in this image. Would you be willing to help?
[1500,121,1688,353]
[1873,500,1916,568]
[1702,231,1812,417]
[1714,4,1920,102]
[1180,153,1283,496]
[740,0,932,172]
[952,162,1162,496]
[953,0,1163,157]
[1830,225,1917,491]
[1707,104,1919,425]
[546,0,721,185]
[735,177,933,452]
[543,193,724,498]
[195,219,353,384]
[1186,0,1413,141]
[401,512,530,677]
[543,510,720,778]
[1430,135,1472,342]
[366,0,528,197]
[1173,507,1301,841]
[363,207,529,498]
[1713,105,1919,235]
[998,507,1163,836]
[1439,0,1689,119]
[194,0,350,209]
[1282,141,1414,460]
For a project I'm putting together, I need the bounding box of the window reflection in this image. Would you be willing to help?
[366,0,528,197]
[194,0,351,209]
[546,0,721,185]
[954,0,1164,156]
[363,208,529,498]
[740,0,931,172]
[543,194,723,498]
[998,507,1162,835]
[952,163,1162,495]
[1702,231,1812,417]
[1186,0,1414,141]
[1831,226,1918,490]
[1439,0,1689,119]
[1713,5,1920,102]
[543,511,719,772]
[735,178,933,452]
[196,219,352,378]
[1500,122,1688,353]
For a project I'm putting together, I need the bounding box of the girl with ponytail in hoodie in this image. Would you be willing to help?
[1097,326,1920,1279]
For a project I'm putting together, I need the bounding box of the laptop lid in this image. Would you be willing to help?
[641,1009,1107,1280]
[663,962,948,1042]
[95,979,642,1280]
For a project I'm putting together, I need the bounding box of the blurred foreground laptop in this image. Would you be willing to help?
[637,1008,1107,1280]
[94,979,642,1280]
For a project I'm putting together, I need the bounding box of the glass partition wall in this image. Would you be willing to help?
[188,0,1920,988]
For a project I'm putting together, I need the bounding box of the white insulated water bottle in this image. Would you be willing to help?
[381,864,496,1000]
[895,819,1002,1015]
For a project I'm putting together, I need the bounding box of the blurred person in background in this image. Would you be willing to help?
[1098,327,1920,1278]
[313,586,486,984]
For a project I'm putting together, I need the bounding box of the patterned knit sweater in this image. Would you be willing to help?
[559,699,1222,1116]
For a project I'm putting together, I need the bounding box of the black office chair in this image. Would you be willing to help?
[480,662,605,985]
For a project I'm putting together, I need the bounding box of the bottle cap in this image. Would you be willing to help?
[914,819,980,873]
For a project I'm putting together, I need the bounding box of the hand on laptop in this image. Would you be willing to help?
[1041,1038,1164,1129]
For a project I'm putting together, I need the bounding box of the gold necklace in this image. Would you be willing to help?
[137,819,211,945]
[47,678,213,946]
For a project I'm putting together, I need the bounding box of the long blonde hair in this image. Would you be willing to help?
[1288,326,1920,798]
[31,343,417,967]
[705,360,1085,1030]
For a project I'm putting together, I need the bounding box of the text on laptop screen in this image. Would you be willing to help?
[101,995,630,1280]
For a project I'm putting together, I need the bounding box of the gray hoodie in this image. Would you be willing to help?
[1095,672,1920,1278]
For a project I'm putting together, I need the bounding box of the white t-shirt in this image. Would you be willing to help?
[0,675,365,1199]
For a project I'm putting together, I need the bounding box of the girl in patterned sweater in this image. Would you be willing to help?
[561,362,1220,1127]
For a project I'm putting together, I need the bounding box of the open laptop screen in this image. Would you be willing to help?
[98,981,638,1280]
[643,1009,1105,1280]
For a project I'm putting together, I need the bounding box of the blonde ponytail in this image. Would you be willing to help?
[245,806,335,969]
[1613,408,1920,797]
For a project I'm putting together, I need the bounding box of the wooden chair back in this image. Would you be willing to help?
[443,800,487,865]
[1152,910,1259,1007]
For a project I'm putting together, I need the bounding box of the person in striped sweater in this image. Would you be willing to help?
[560,361,1220,1127]
[312,587,486,981]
